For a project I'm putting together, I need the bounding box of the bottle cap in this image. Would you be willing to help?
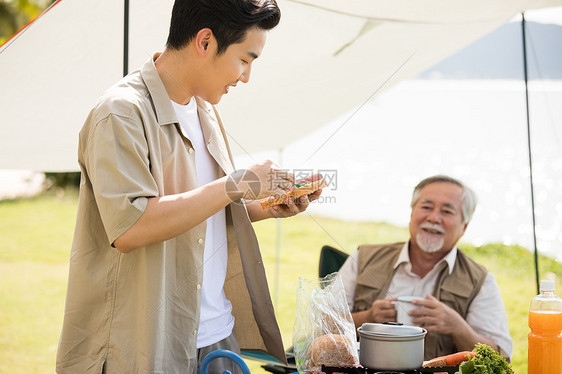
[540,279,555,292]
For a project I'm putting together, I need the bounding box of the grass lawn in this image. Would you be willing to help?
[1,193,561,373]
[0,193,75,374]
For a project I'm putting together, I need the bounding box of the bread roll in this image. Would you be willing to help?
[307,334,357,367]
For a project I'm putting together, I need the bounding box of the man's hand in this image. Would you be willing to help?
[231,160,294,201]
[410,294,464,335]
[368,297,398,323]
[246,173,324,221]
[351,297,397,330]
[268,173,324,218]
[410,294,500,352]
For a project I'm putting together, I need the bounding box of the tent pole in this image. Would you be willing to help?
[123,0,130,77]
[521,12,540,294]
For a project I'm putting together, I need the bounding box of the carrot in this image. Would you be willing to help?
[422,351,477,367]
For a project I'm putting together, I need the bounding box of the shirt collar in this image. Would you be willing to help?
[394,240,458,274]
[140,53,178,126]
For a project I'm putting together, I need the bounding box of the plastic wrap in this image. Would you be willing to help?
[293,273,359,373]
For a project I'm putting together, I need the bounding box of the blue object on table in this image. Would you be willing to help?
[200,349,251,374]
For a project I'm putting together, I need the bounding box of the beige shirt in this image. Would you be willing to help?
[56,55,285,374]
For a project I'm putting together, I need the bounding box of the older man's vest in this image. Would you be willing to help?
[353,242,488,359]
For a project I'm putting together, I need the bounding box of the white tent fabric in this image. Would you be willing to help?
[232,9,562,265]
[0,0,561,171]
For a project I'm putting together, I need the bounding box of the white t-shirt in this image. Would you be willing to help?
[171,99,234,348]
[338,242,513,359]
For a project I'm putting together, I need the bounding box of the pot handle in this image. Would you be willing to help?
[381,321,404,326]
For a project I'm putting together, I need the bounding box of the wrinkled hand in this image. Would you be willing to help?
[366,297,397,323]
[268,173,324,218]
[410,294,465,335]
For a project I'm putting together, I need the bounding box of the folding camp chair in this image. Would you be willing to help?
[318,245,349,278]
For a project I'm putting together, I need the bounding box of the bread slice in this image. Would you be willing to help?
[260,178,327,209]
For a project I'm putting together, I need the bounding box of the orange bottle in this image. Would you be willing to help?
[528,280,562,374]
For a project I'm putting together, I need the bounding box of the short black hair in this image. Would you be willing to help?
[166,0,281,55]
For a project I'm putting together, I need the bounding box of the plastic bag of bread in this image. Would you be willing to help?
[293,273,358,373]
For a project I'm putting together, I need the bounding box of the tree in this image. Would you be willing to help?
[0,0,56,44]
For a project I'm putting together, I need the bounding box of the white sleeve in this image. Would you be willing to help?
[338,250,359,311]
[465,272,513,359]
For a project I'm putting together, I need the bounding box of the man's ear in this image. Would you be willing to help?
[195,28,214,55]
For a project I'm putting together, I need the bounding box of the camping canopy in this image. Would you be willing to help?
[1,0,561,171]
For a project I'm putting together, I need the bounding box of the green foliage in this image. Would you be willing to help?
[459,242,561,280]
[0,2,19,41]
[44,172,81,190]
[0,0,56,43]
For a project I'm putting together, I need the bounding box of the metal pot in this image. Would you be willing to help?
[357,322,427,370]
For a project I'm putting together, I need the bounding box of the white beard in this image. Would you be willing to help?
[416,229,444,253]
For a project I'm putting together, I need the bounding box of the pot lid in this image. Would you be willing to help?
[358,322,427,338]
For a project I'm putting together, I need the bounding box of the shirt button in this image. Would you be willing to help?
[188,147,194,154]
[192,329,197,336]
[198,238,203,244]
[196,284,201,290]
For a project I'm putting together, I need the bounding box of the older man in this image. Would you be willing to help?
[339,175,512,360]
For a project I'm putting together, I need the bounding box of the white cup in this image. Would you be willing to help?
[394,296,424,325]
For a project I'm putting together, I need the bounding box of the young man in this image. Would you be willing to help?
[339,175,512,361]
[57,1,320,373]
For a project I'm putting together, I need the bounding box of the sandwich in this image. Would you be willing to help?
[260,178,327,209]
